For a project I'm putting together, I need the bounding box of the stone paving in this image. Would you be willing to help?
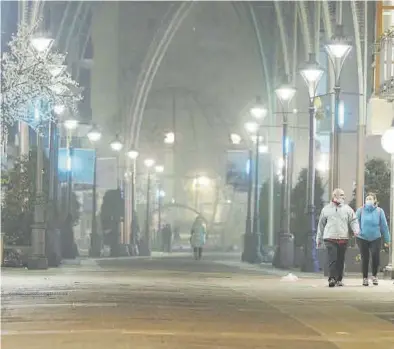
[1,253,394,348]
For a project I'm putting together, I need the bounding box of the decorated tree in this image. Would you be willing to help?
[1,21,82,140]
[1,150,80,246]
[290,168,325,247]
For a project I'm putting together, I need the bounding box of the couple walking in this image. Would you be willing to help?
[317,189,391,287]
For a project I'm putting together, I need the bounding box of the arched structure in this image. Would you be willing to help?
[149,202,208,226]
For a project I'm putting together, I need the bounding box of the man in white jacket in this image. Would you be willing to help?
[316,188,359,287]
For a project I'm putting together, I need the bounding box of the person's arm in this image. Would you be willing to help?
[348,206,360,236]
[379,208,391,244]
[316,207,327,246]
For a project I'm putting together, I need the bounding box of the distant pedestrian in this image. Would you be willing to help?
[161,224,172,253]
[316,188,359,287]
[190,216,207,260]
[356,193,391,286]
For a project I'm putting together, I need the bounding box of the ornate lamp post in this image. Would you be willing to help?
[242,98,268,263]
[142,158,155,256]
[87,125,102,257]
[299,53,325,272]
[274,82,296,269]
[110,135,123,189]
[324,24,352,192]
[127,150,139,253]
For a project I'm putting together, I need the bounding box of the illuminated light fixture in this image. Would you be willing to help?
[30,34,54,53]
[244,121,259,134]
[110,135,123,152]
[54,104,66,115]
[325,24,352,60]
[127,150,139,160]
[64,119,79,130]
[144,158,155,168]
[275,83,296,102]
[164,132,175,144]
[299,53,324,98]
[87,125,102,142]
[250,96,268,120]
[230,133,241,145]
[381,120,394,154]
[155,165,164,173]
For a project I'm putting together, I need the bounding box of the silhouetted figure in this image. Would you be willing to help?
[174,226,180,242]
[161,224,172,253]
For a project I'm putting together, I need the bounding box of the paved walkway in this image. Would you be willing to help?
[1,253,393,348]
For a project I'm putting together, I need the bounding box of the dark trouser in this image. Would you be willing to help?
[357,237,381,279]
[193,247,202,260]
[325,240,348,281]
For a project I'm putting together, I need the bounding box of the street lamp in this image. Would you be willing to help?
[64,118,79,130]
[324,24,352,192]
[27,107,48,269]
[54,104,66,115]
[110,135,123,151]
[126,149,139,252]
[250,96,268,120]
[155,165,164,239]
[110,135,123,188]
[164,132,175,144]
[63,118,78,229]
[30,34,54,53]
[87,125,102,142]
[275,84,296,103]
[242,98,268,264]
[127,150,139,160]
[381,121,394,279]
[142,158,155,256]
[87,125,102,257]
[274,81,296,269]
[144,158,155,168]
[244,121,259,134]
[230,133,242,145]
[299,53,325,272]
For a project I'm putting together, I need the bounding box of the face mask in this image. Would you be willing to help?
[338,198,345,204]
[365,200,374,206]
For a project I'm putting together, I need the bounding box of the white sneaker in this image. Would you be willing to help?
[372,276,378,285]
[362,278,369,286]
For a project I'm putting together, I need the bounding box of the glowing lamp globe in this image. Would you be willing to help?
[275,84,296,102]
[144,159,155,168]
[87,126,102,142]
[127,150,139,160]
[381,126,394,154]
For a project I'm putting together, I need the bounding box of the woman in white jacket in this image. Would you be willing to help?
[316,188,359,287]
[190,216,207,260]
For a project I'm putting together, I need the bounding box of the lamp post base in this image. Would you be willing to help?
[301,232,319,272]
[273,232,295,269]
[383,264,394,279]
[242,233,263,264]
[27,255,48,270]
